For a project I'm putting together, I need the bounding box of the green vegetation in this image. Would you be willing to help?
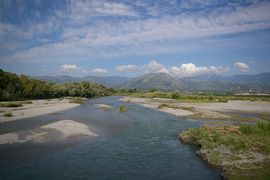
[180,121,270,179]
[3,112,12,117]
[119,105,127,112]
[158,103,195,112]
[0,102,23,107]
[127,91,270,102]
[0,69,111,101]
[68,97,86,104]
[158,103,179,109]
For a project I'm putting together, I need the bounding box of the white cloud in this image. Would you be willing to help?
[143,60,170,74]
[170,63,230,77]
[97,2,139,17]
[2,0,270,62]
[61,64,78,72]
[234,62,250,72]
[92,68,108,75]
[116,64,139,72]
[116,61,229,77]
[180,0,217,9]
[68,0,139,24]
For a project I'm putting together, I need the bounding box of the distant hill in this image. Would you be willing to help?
[183,72,270,84]
[120,73,182,91]
[32,72,270,93]
[223,73,270,84]
[179,72,270,93]
[31,75,130,88]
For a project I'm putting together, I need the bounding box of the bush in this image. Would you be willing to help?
[119,106,127,112]
[0,102,23,107]
[3,112,12,117]
[69,97,85,104]
[158,103,168,109]
[171,92,180,99]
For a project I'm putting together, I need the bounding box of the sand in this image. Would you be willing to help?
[159,107,194,117]
[94,104,113,110]
[121,97,270,120]
[0,133,25,144]
[0,120,98,145]
[41,120,98,138]
[0,98,80,123]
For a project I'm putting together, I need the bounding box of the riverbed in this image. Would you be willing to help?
[0,96,222,179]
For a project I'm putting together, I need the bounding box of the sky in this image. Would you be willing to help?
[0,0,270,77]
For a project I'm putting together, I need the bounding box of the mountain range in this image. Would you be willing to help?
[32,72,270,93]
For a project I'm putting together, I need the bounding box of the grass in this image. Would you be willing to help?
[68,97,86,104]
[23,101,33,104]
[129,91,270,103]
[158,103,195,112]
[3,112,13,117]
[158,103,179,109]
[0,102,23,107]
[179,121,270,179]
[119,105,127,112]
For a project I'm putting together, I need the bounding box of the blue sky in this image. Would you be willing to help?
[0,0,270,77]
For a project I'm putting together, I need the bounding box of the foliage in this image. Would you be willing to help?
[119,105,127,112]
[181,122,270,153]
[3,112,12,117]
[240,121,270,135]
[180,121,270,179]
[68,97,86,104]
[0,102,23,107]
[128,91,270,102]
[0,69,111,101]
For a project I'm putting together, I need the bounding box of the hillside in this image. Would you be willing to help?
[32,72,270,93]
[183,72,270,84]
[120,73,182,91]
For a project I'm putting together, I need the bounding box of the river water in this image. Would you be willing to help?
[0,96,221,179]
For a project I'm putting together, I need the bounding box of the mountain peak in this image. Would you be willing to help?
[121,72,181,91]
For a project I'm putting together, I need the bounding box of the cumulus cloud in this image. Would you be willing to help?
[170,63,230,77]
[143,60,170,74]
[116,60,170,74]
[116,64,139,72]
[92,68,108,75]
[61,64,78,72]
[234,62,250,72]
[116,61,229,77]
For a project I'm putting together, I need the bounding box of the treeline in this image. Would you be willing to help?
[0,69,111,101]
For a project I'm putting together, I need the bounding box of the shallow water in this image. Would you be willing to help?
[0,96,221,179]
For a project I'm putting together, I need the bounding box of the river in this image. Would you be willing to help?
[0,96,221,179]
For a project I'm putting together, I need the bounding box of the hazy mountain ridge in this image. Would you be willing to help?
[120,73,182,91]
[32,72,270,93]
[184,72,270,84]
[121,72,270,92]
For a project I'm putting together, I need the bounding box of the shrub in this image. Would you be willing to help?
[158,103,168,109]
[69,97,85,104]
[119,106,127,112]
[0,102,23,107]
[3,112,13,117]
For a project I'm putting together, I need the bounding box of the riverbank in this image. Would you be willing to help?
[0,98,80,123]
[121,97,270,121]
[0,120,98,144]
[179,122,270,179]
